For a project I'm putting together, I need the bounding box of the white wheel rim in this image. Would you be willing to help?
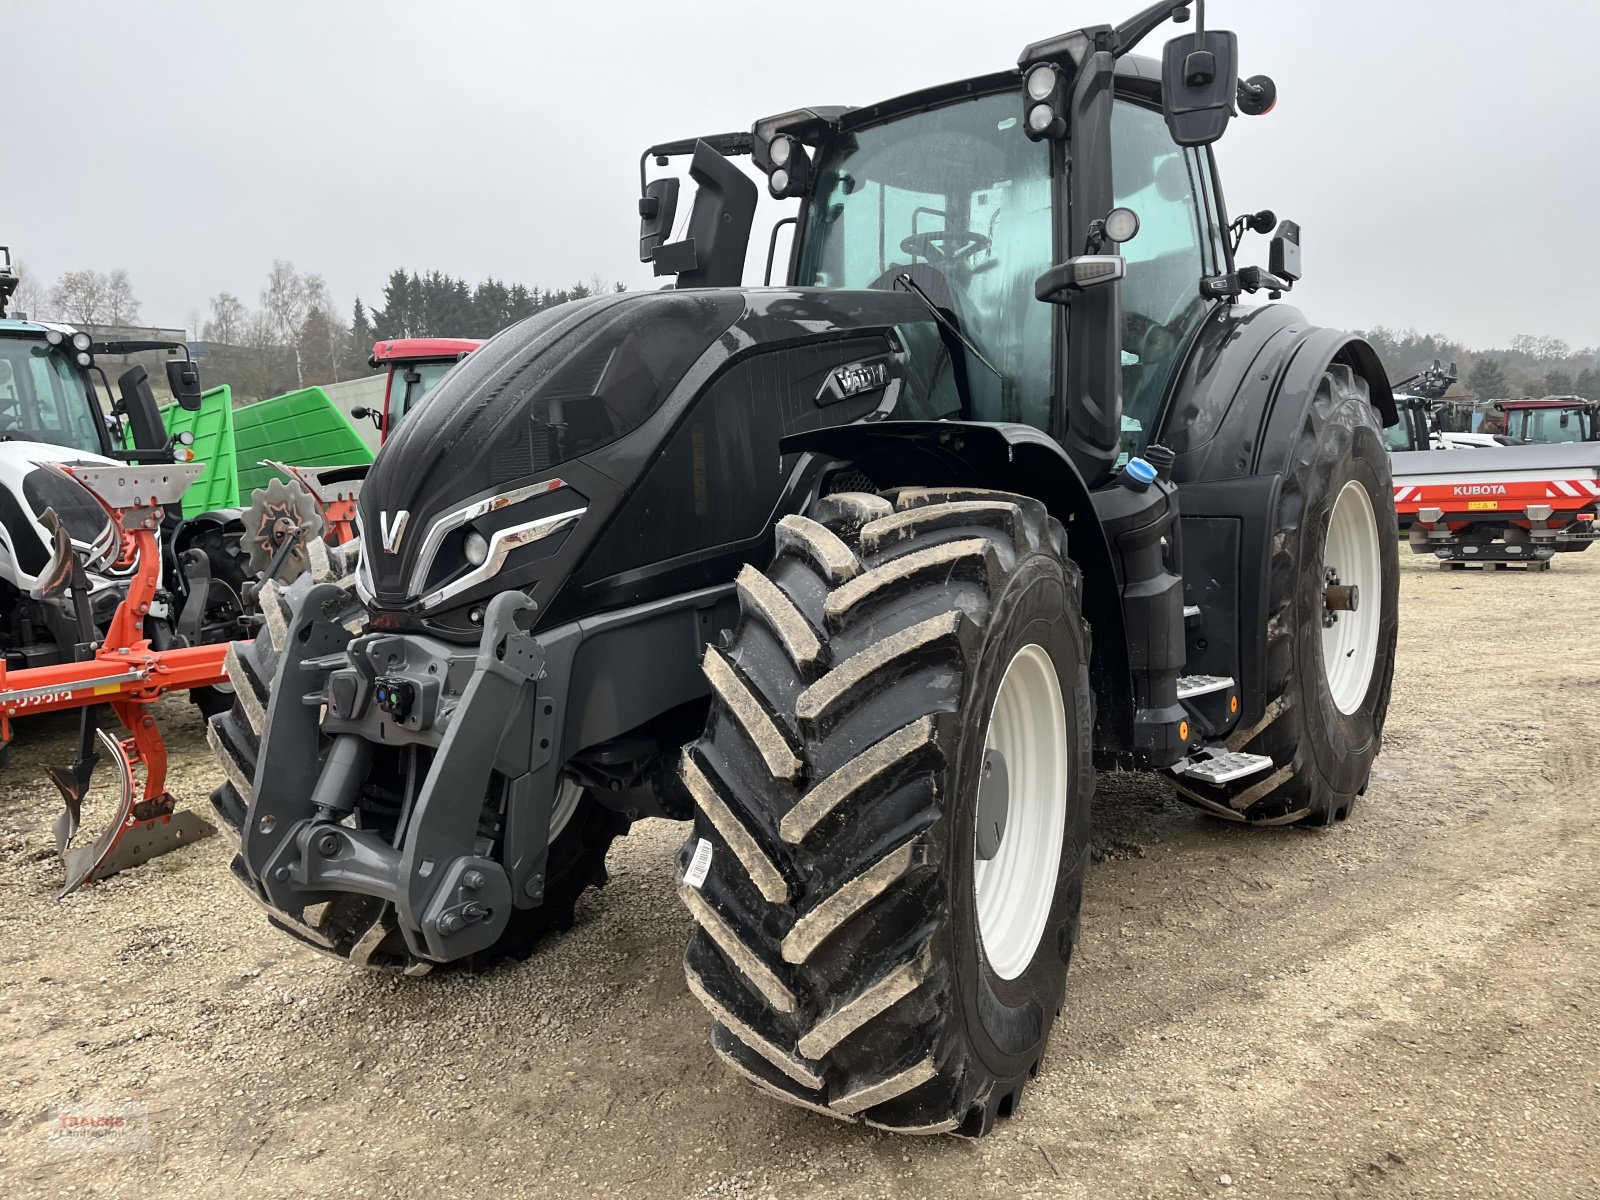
[972,643,1069,981]
[1320,480,1382,715]
[550,777,583,842]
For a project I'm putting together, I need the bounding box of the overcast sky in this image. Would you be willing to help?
[6,0,1596,350]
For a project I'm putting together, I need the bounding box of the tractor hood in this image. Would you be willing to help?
[356,287,955,619]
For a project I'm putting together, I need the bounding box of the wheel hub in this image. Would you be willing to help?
[975,748,1009,861]
[1322,568,1360,626]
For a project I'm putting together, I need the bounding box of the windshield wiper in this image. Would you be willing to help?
[891,273,1003,384]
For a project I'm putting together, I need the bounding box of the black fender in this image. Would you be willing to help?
[173,507,245,546]
[1160,303,1393,485]
[782,420,1135,749]
[169,507,248,595]
[1156,304,1395,729]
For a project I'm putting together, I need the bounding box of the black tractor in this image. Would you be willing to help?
[211,0,1399,1138]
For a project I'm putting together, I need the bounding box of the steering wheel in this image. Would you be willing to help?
[900,230,992,268]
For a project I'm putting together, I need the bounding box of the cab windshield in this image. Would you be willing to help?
[1505,406,1592,444]
[796,91,1054,430]
[1383,406,1423,452]
[389,360,456,424]
[0,337,104,453]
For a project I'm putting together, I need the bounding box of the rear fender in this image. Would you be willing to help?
[1161,305,1395,485]
[782,421,1134,748]
[1159,308,1395,729]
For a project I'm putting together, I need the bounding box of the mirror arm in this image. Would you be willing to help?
[1112,0,1195,57]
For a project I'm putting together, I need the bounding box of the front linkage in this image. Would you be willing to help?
[225,586,564,969]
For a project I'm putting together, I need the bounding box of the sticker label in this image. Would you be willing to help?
[1467,500,1499,511]
[684,838,713,889]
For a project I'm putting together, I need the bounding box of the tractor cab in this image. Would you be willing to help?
[638,1,1304,488]
[354,337,482,442]
[1384,360,1455,452]
[0,251,205,466]
[1495,396,1599,444]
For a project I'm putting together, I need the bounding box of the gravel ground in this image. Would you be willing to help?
[2,549,1597,1199]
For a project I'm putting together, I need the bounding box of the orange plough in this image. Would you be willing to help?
[0,462,229,895]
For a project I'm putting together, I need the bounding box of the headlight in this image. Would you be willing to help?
[71,331,92,352]
[463,529,490,566]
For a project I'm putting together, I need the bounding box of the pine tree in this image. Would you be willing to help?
[349,298,376,376]
[1466,356,1508,402]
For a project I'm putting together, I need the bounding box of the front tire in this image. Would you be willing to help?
[679,488,1093,1135]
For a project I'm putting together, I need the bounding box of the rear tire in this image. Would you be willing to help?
[1171,364,1399,825]
[679,488,1093,1135]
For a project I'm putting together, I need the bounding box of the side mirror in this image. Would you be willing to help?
[165,357,204,411]
[1161,29,1239,146]
[116,366,168,452]
[638,177,681,264]
[659,141,758,288]
[1270,219,1302,282]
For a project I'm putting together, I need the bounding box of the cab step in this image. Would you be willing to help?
[1173,745,1275,785]
[1176,674,1232,700]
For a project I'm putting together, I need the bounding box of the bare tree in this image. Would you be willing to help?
[235,310,298,401]
[260,259,309,387]
[52,270,107,326]
[203,292,250,345]
[300,274,345,383]
[9,259,48,319]
[1536,336,1571,364]
[104,269,141,326]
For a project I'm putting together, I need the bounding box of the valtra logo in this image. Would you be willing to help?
[1452,484,1509,496]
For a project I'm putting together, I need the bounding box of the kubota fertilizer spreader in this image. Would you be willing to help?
[1391,442,1600,569]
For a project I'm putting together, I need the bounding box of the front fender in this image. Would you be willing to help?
[782,420,1134,748]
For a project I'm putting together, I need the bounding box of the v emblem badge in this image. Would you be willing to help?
[379,510,410,554]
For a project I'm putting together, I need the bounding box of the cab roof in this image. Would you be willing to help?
[0,318,51,337]
[1495,396,1597,410]
[370,337,483,366]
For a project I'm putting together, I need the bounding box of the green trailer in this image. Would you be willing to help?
[161,384,373,517]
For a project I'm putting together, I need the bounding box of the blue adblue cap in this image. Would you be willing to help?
[1123,457,1158,487]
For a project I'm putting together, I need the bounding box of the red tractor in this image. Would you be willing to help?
[1495,396,1599,445]
[353,338,482,443]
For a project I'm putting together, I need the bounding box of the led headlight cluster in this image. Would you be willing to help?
[764,134,811,199]
[1021,62,1067,141]
[45,327,94,366]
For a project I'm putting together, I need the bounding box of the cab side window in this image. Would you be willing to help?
[1111,101,1213,456]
